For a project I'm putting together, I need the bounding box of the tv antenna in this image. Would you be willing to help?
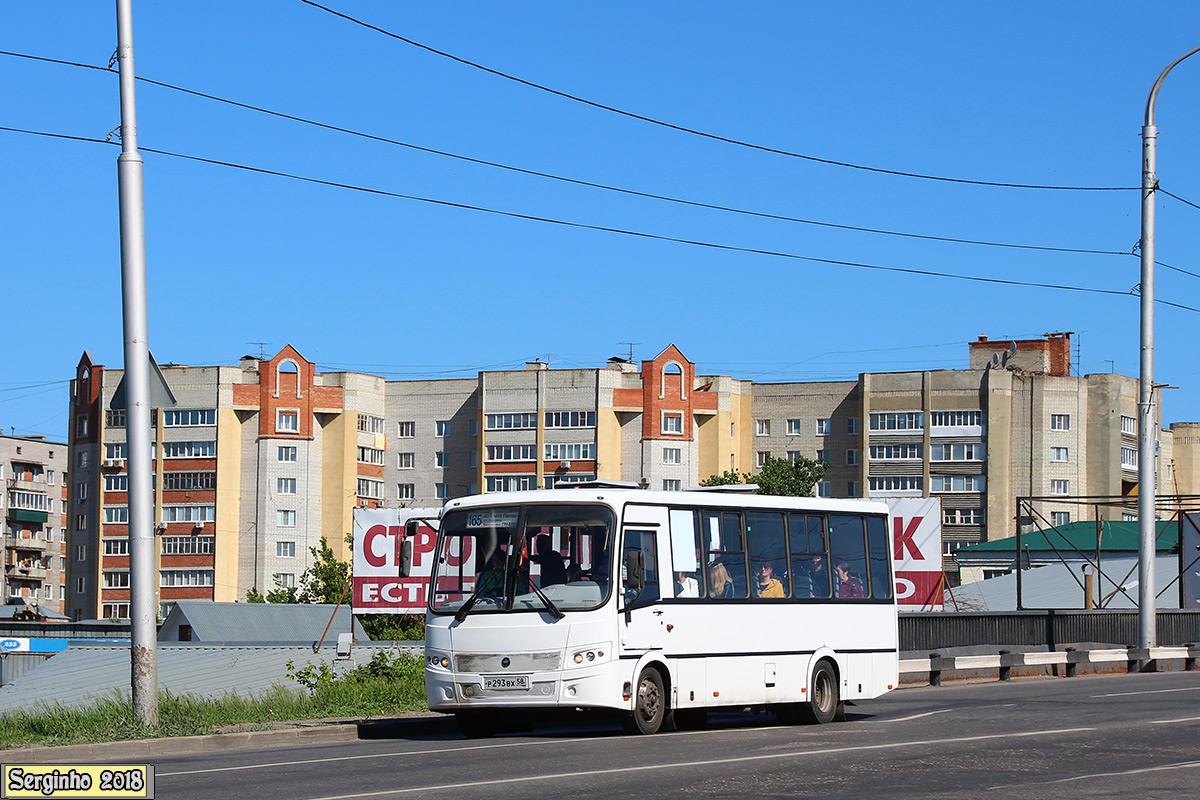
[248,342,271,360]
[618,342,640,362]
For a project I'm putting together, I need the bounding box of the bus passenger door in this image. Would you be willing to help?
[620,527,664,652]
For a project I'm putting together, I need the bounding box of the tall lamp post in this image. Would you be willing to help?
[1138,45,1200,650]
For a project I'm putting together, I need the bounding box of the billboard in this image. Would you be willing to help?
[352,507,442,614]
[884,497,944,611]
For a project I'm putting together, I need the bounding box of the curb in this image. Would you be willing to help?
[2,714,452,762]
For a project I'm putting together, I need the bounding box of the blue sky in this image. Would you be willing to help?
[4,1,1200,440]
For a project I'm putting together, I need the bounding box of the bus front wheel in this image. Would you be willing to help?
[800,660,839,725]
[621,667,667,735]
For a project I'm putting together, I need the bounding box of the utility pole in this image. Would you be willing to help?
[1137,45,1200,651]
[115,0,158,727]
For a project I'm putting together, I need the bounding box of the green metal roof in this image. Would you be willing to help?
[959,520,1178,553]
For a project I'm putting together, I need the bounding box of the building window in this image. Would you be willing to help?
[102,602,129,620]
[847,449,859,466]
[816,481,831,498]
[869,476,924,492]
[486,445,537,462]
[662,447,682,465]
[545,474,595,489]
[1121,447,1138,468]
[730,422,735,439]
[46,469,55,485]
[162,471,215,491]
[930,443,986,461]
[1050,479,1070,495]
[545,411,596,429]
[786,419,802,436]
[278,446,297,462]
[869,444,924,460]
[436,483,450,499]
[358,447,385,465]
[662,413,683,434]
[486,413,537,430]
[816,419,831,436]
[397,483,415,500]
[1052,511,1071,526]
[277,478,296,494]
[815,450,831,464]
[161,536,214,555]
[436,420,451,437]
[75,577,85,593]
[932,475,985,492]
[104,474,128,492]
[77,483,88,502]
[277,510,297,527]
[545,443,596,461]
[357,414,385,435]
[470,420,478,437]
[436,452,450,468]
[847,418,860,435]
[274,573,295,589]
[1051,447,1069,463]
[663,479,681,491]
[944,508,983,525]
[930,411,982,427]
[1050,414,1070,431]
[276,541,296,558]
[76,514,86,531]
[103,570,130,589]
[104,507,129,524]
[357,478,384,499]
[755,419,771,436]
[161,569,214,587]
[869,412,924,431]
[161,441,216,459]
[161,505,215,523]
[106,409,127,428]
[469,451,478,468]
[486,475,536,492]
[276,410,299,433]
[1121,415,1136,435]
[105,443,127,461]
[76,415,88,437]
[164,409,216,426]
[756,451,770,468]
[77,451,89,469]
[397,421,415,438]
[398,452,414,469]
[847,481,860,497]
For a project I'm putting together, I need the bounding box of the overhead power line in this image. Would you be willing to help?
[4,124,1198,314]
[0,49,1139,259]
[299,0,1138,192]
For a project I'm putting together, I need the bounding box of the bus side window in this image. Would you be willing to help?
[866,515,893,599]
[703,511,747,599]
[669,508,703,598]
[623,529,660,609]
[788,513,830,598]
[746,511,786,599]
[829,514,868,599]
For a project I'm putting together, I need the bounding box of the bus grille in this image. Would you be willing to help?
[455,652,563,673]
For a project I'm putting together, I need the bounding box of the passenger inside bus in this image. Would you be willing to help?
[675,571,699,597]
[475,546,508,598]
[752,560,785,598]
[794,555,831,598]
[532,534,568,587]
[708,562,734,598]
[835,561,864,598]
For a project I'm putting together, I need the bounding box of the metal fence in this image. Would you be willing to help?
[901,609,1200,652]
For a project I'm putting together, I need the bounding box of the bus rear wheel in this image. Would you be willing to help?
[800,660,839,725]
[621,667,667,735]
[455,710,497,739]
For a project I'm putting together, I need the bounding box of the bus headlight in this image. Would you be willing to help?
[427,652,451,670]
[569,644,610,668]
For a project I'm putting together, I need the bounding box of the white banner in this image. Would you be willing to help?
[884,497,944,611]
[352,507,441,614]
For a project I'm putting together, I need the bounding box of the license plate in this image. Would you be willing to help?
[483,675,530,691]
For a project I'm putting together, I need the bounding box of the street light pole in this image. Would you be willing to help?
[1138,45,1200,651]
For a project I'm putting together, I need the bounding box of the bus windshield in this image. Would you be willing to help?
[429,503,615,616]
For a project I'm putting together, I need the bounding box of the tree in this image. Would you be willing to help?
[244,536,350,604]
[699,468,750,487]
[752,455,827,497]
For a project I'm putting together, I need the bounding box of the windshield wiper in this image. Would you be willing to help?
[528,581,565,620]
[454,586,485,622]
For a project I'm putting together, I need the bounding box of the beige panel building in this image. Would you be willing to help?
[1,434,69,613]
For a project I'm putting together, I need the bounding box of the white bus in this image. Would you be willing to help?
[424,485,898,737]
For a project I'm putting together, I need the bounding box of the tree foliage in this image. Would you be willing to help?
[699,455,827,497]
[244,536,350,605]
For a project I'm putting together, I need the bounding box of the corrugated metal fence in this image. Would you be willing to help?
[901,610,1200,652]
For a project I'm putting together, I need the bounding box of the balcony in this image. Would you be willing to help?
[5,562,48,581]
[4,537,48,554]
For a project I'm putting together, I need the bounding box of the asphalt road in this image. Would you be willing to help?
[123,672,1200,798]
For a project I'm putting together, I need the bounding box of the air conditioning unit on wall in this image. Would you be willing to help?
[560,460,571,469]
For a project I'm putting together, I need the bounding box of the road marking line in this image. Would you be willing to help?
[1148,716,1200,724]
[1092,686,1200,698]
[988,759,1200,789]
[882,709,952,723]
[280,727,1097,800]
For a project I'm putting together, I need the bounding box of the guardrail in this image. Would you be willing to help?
[900,645,1200,686]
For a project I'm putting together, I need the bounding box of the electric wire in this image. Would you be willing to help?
[4,123,1198,313]
[0,50,1140,259]
[299,0,1138,192]
[1160,188,1200,213]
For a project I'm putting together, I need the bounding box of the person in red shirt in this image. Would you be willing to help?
[835,561,863,598]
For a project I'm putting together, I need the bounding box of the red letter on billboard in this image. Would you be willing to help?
[893,516,924,561]
[364,524,391,568]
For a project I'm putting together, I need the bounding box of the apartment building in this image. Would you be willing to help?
[1,434,68,613]
[65,335,1188,618]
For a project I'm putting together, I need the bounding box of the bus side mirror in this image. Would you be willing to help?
[399,524,416,578]
[625,550,645,591]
